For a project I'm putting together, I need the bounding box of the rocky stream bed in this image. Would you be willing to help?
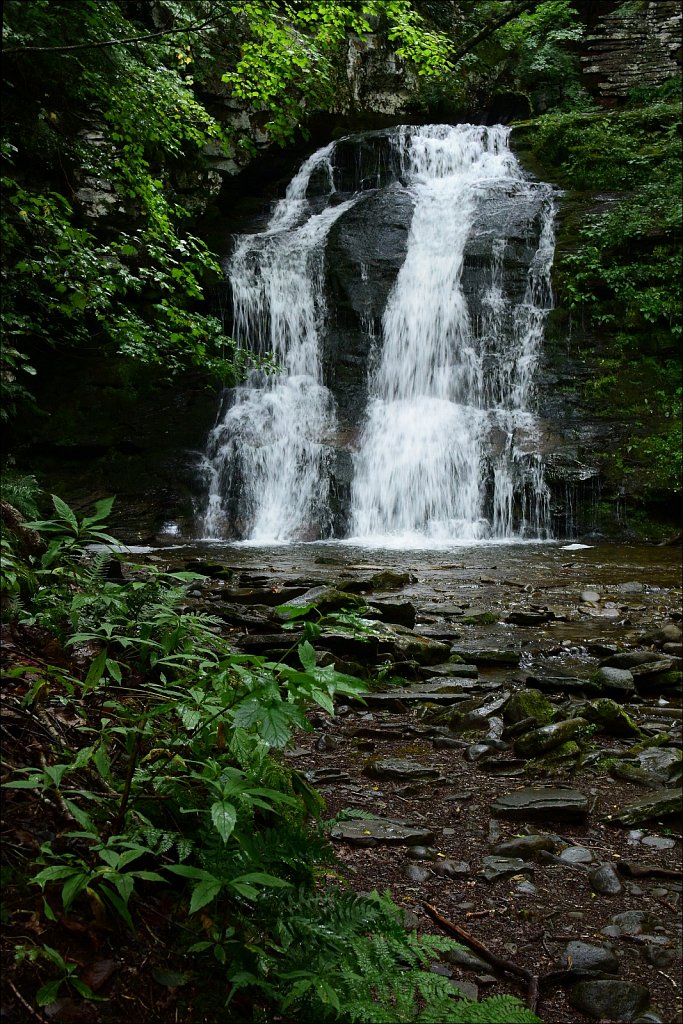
[159,539,683,1024]
[4,538,680,1023]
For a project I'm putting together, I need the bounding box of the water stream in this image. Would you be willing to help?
[198,124,557,546]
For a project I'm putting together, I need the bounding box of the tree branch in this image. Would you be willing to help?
[451,1,540,63]
[2,10,223,56]
[422,901,540,1014]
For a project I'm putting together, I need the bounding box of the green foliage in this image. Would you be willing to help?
[527,91,682,503]
[222,0,453,144]
[423,0,587,116]
[0,495,541,1022]
[0,470,42,519]
[14,943,104,1007]
[494,0,587,111]
[1,0,242,411]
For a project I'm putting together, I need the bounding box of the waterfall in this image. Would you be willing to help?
[198,124,556,545]
[198,145,362,542]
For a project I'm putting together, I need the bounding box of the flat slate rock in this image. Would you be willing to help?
[609,787,682,826]
[479,855,533,881]
[359,681,475,707]
[329,817,435,847]
[491,787,589,821]
[364,757,442,781]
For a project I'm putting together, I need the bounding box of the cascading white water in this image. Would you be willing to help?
[349,124,554,543]
[198,123,556,545]
[199,145,361,542]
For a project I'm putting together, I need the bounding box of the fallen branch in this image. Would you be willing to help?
[422,901,540,1014]
[7,979,44,1022]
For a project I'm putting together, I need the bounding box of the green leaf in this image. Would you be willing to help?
[298,639,316,671]
[99,882,135,930]
[84,648,107,690]
[231,871,292,889]
[61,871,89,909]
[210,800,237,844]
[64,800,95,831]
[166,864,216,881]
[36,979,63,1007]
[189,878,222,913]
[33,865,82,886]
[51,494,78,531]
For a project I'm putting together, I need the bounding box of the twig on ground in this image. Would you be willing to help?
[422,901,540,1014]
[7,978,45,1021]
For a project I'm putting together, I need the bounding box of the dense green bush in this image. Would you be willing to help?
[0,495,541,1022]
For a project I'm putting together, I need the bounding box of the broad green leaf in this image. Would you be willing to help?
[84,648,107,690]
[36,979,63,1007]
[64,800,95,831]
[166,864,216,881]
[309,688,334,715]
[111,873,134,905]
[297,639,316,671]
[51,494,78,531]
[43,763,70,788]
[33,865,82,886]
[99,882,135,930]
[210,800,237,844]
[276,601,315,620]
[86,497,115,523]
[232,871,292,889]
[61,871,89,909]
[189,878,222,913]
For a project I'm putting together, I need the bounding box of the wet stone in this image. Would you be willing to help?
[610,787,682,826]
[583,698,642,737]
[514,717,588,757]
[450,648,521,666]
[589,862,623,895]
[568,979,650,1021]
[405,845,437,861]
[330,817,435,847]
[559,845,594,865]
[640,835,676,850]
[404,862,432,882]
[490,787,589,821]
[593,666,636,696]
[608,910,662,936]
[492,834,558,860]
[505,610,555,625]
[364,758,442,782]
[465,740,508,762]
[480,855,533,881]
[561,940,620,976]
[445,948,491,972]
[433,858,471,878]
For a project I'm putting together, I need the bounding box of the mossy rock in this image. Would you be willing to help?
[650,669,682,691]
[514,718,587,757]
[583,698,641,737]
[505,689,555,726]
[461,611,499,625]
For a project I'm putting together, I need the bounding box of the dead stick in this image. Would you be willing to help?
[422,901,540,1014]
[7,979,44,1022]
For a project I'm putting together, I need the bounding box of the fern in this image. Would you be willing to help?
[221,887,542,1024]
[1,471,42,519]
